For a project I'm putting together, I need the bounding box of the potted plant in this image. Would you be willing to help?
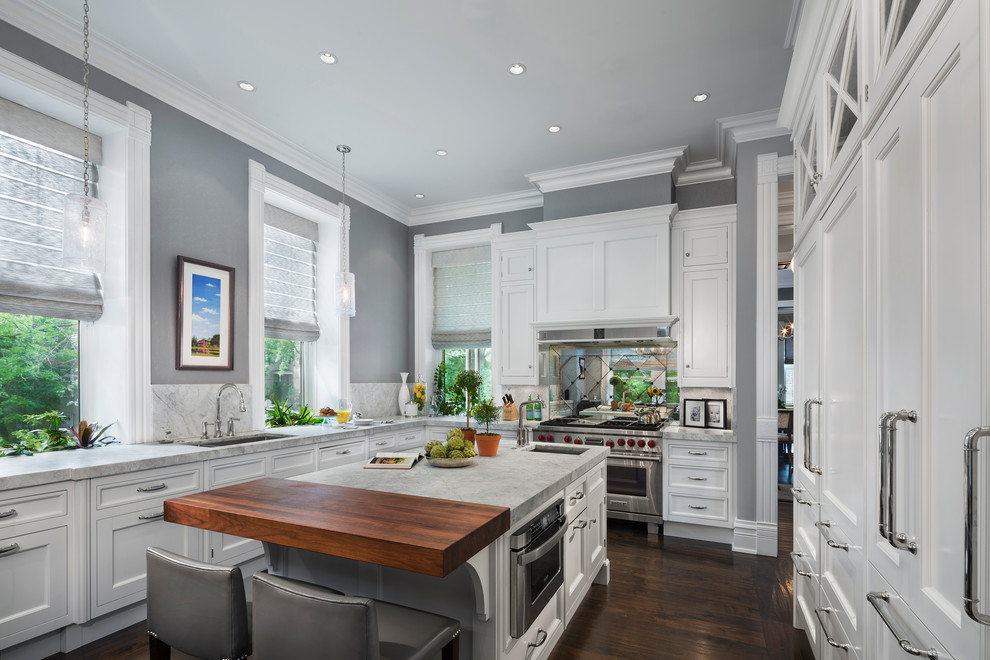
[472,397,502,456]
[609,375,624,410]
[454,369,484,445]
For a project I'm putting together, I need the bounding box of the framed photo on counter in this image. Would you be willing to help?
[706,399,727,429]
[176,256,234,370]
[682,399,706,428]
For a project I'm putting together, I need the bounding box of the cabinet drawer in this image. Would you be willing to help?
[271,447,317,478]
[208,454,268,487]
[564,479,588,521]
[0,526,68,644]
[369,434,396,452]
[394,429,424,452]
[668,493,729,523]
[93,465,202,511]
[317,439,365,470]
[683,225,729,267]
[427,427,451,444]
[668,465,729,492]
[0,488,68,530]
[665,442,729,464]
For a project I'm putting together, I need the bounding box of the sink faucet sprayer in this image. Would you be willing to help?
[216,384,246,438]
[517,400,540,447]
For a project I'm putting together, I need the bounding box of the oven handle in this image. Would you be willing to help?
[516,517,567,567]
[607,455,662,465]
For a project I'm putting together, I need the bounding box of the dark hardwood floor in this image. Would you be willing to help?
[45,507,810,660]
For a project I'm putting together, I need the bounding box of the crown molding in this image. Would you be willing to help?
[526,146,687,193]
[674,158,734,186]
[0,0,412,224]
[407,188,543,226]
[717,108,790,169]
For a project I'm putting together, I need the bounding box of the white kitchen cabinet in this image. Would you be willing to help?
[89,464,204,617]
[393,428,424,452]
[317,437,366,470]
[663,439,735,530]
[205,453,268,564]
[493,243,538,386]
[562,464,607,626]
[500,246,534,283]
[530,205,675,327]
[0,482,75,650]
[672,206,736,388]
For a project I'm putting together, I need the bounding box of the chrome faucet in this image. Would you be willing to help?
[517,401,540,447]
[215,384,246,438]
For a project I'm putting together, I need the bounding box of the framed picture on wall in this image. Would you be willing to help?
[176,256,234,370]
[682,399,706,428]
[706,399,727,429]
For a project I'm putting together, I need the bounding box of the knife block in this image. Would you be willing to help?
[502,402,518,421]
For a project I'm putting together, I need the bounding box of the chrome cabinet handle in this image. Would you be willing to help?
[569,492,585,504]
[816,520,850,551]
[688,451,707,456]
[138,511,165,521]
[868,592,939,658]
[803,398,823,474]
[687,476,707,481]
[572,520,588,530]
[688,505,708,510]
[791,487,813,506]
[137,483,167,493]
[527,628,548,648]
[336,449,351,455]
[815,607,850,651]
[375,440,389,446]
[0,509,17,520]
[879,410,919,554]
[0,543,19,555]
[964,427,990,625]
[790,551,813,578]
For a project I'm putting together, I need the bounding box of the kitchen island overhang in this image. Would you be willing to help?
[163,444,609,660]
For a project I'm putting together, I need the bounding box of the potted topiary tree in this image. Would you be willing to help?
[454,369,484,446]
[609,375,624,410]
[472,397,502,456]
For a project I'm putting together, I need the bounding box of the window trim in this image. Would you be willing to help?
[248,161,348,428]
[412,224,501,397]
[0,47,152,442]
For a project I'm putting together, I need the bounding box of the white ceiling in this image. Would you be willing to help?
[13,0,795,221]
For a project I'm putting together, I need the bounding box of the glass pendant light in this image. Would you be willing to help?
[63,0,107,273]
[335,144,356,317]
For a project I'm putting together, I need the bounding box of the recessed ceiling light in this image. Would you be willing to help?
[547,125,562,133]
[692,92,710,103]
[508,63,526,75]
[435,149,448,157]
[319,52,338,65]
[237,80,255,92]
[414,193,425,199]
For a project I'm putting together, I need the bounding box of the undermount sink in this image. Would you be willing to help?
[186,432,291,448]
[527,443,591,455]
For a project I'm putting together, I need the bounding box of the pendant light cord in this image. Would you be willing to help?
[82,0,91,199]
[337,145,351,273]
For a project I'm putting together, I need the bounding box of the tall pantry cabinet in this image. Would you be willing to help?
[783,0,989,658]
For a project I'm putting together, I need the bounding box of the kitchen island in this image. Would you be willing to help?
[165,442,609,660]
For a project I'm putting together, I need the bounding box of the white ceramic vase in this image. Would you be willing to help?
[397,372,411,413]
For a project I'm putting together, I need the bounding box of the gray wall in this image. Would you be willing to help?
[733,135,794,522]
[674,178,736,210]
[0,19,409,385]
[542,173,672,221]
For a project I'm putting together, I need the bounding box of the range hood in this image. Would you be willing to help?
[535,317,679,347]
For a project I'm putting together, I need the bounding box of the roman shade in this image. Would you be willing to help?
[0,98,104,321]
[431,245,492,349]
[264,204,320,341]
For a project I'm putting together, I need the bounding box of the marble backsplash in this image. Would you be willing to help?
[152,383,255,442]
[349,382,404,419]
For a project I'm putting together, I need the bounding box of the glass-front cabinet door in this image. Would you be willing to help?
[823,6,861,170]
[794,113,819,232]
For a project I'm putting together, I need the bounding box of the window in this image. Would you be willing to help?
[0,97,101,439]
[441,347,493,402]
[262,203,320,408]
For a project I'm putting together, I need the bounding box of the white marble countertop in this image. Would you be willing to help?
[0,416,543,490]
[661,424,736,442]
[292,440,608,526]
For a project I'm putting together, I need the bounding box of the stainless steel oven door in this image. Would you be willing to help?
[606,455,663,522]
[509,515,566,638]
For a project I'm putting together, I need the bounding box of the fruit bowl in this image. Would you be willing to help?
[426,456,474,468]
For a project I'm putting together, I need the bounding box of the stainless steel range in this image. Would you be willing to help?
[535,415,664,532]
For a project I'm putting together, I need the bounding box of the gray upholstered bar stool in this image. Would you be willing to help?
[252,572,461,660]
[145,547,252,660]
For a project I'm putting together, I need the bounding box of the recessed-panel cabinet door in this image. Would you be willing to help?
[680,268,729,383]
[793,222,822,496]
[0,527,68,647]
[500,283,536,383]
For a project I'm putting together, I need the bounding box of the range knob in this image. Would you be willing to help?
[647,439,657,448]
[538,434,545,441]
[547,435,554,442]
[564,435,572,443]
[637,439,646,448]
[574,438,583,445]
[606,440,614,448]
[617,438,626,447]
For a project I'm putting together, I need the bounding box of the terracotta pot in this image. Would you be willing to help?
[611,401,618,411]
[461,428,477,447]
[476,433,501,457]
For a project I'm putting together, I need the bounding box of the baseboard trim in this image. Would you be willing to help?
[733,519,779,556]
[663,521,734,545]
